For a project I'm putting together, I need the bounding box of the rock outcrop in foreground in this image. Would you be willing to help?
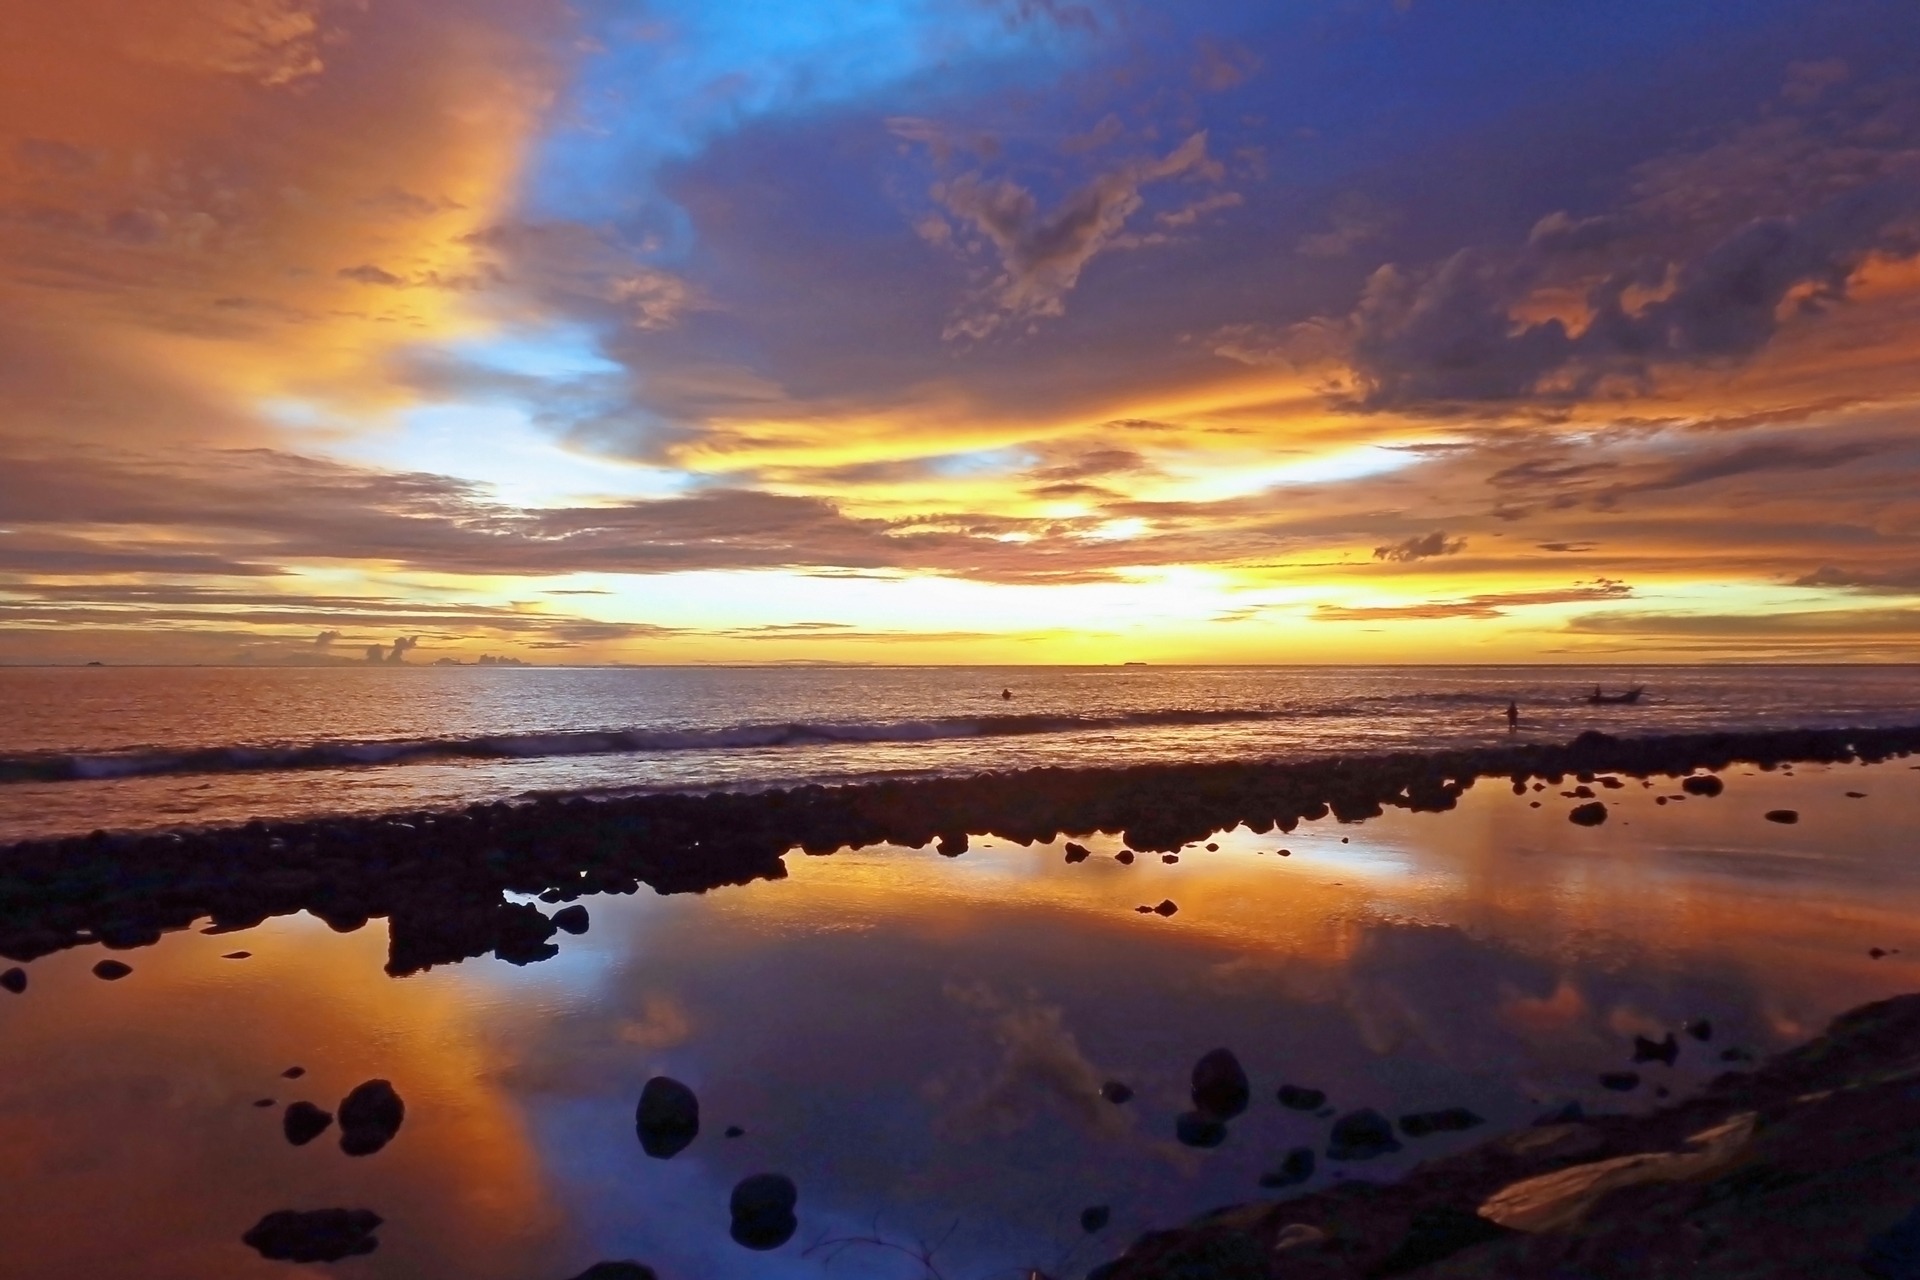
[1089,992,1920,1278]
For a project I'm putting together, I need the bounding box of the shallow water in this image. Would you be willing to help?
[7,664,1920,841]
[2,760,1917,1279]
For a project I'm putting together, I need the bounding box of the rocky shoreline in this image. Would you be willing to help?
[1085,990,1920,1278]
[1,723,1914,977]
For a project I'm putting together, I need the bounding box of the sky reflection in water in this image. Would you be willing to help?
[3,761,1919,1278]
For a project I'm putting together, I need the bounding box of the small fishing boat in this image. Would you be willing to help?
[1586,686,1644,705]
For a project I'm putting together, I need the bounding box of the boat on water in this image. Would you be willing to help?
[1586,686,1644,705]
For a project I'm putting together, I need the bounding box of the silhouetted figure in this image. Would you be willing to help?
[1506,700,1518,732]
[1002,688,1012,701]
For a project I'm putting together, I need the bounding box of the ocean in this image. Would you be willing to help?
[4,663,1920,842]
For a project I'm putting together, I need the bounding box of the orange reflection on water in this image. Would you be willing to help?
[0,915,563,1280]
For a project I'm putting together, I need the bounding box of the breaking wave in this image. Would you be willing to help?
[0,706,1363,786]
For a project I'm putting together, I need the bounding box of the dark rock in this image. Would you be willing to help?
[222,951,250,959]
[725,1124,745,1138]
[91,959,132,980]
[284,1101,333,1146]
[1161,854,1179,864]
[1205,843,1218,851]
[242,1208,382,1263]
[254,1098,275,1108]
[0,967,23,994]
[1399,1107,1484,1137]
[1081,1205,1111,1233]
[1258,1146,1315,1189]
[1064,842,1091,863]
[1100,1080,1134,1105]
[1571,785,1595,799]
[729,1173,798,1250]
[1277,849,1290,856]
[1632,1032,1679,1066]
[1276,1084,1326,1111]
[1599,1070,1640,1091]
[1175,1111,1228,1149]
[1681,774,1725,796]
[1862,1205,1920,1280]
[1114,850,1135,865]
[1327,1108,1401,1160]
[936,832,968,857]
[1152,899,1178,917]
[563,1265,658,1280]
[338,1079,405,1156]
[1684,1018,1713,1042]
[636,1076,699,1159]
[1765,808,1800,824]
[1133,905,1154,913]
[551,904,590,935]
[1873,948,1890,959]
[1371,1205,1514,1277]
[1191,1048,1250,1119]
[1568,801,1608,826]
[282,1066,305,1078]
[1848,791,1868,799]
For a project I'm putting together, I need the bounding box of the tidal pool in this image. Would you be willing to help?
[1,759,1916,1279]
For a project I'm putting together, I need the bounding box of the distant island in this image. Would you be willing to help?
[432,655,530,667]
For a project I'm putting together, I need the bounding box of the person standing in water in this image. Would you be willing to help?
[1002,688,1012,701]
[1506,700,1519,732]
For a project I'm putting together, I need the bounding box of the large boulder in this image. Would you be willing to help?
[636,1076,700,1159]
[338,1080,405,1156]
[729,1173,798,1250]
[1191,1048,1250,1119]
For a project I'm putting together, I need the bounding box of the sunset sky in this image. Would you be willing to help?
[4,0,1920,664]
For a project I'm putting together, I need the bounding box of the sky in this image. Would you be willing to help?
[4,0,1920,665]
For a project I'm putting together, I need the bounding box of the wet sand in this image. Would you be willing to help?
[2,727,1919,1277]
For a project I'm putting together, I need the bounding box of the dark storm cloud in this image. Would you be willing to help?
[1340,182,1920,411]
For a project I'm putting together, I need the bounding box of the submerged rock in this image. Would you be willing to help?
[1258,1146,1315,1189]
[1081,1205,1111,1233]
[1684,1018,1714,1042]
[91,959,132,980]
[1633,1032,1679,1066]
[1399,1107,1484,1137]
[1599,1070,1641,1092]
[0,966,23,994]
[1063,842,1091,863]
[1765,808,1800,824]
[1191,1048,1250,1119]
[338,1080,405,1156]
[1114,850,1135,865]
[281,1066,305,1079]
[1681,774,1725,796]
[729,1173,798,1251]
[1100,1080,1134,1105]
[1276,1084,1327,1111]
[1151,899,1178,917]
[242,1208,382,1262]
[636,1076,700,1159]
[563,1265,658,1280]
[284,1101,333,1146]
[1568,801,1608,826]
[1175,1111,1228,1149]
[1327,1109,1401,1161]
[551,904,590,935]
